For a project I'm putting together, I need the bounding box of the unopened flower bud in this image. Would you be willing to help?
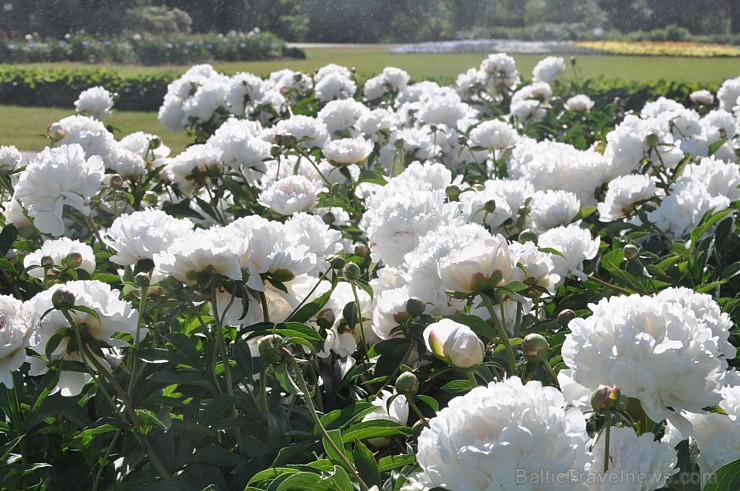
[64,252,83,269]
[322,211,335,225]
[109,174,124,188]
[469,272,489,292]
[483,199,496,214]
[343,262,361,281]
[271,268,295,283]
[51,289,76,310]
[570,56,577,66]
[148,137,162,150]
[518,229,538,243]
[48,123,65,141]
[623,244,640,261]
[329,255,346,270]
[396,371,419,396]
[258,335,287,365]
[354,244,370,259]
[557,309,576,327]
[644,133,660,148]
[412,418,429,438]
[522,333,550,362]
[316,308,336,330]
[445,185,460,201]
[591,384,621,411]
[405,297,425,318]
[40,255,55,268]
[424,319,485,370]
[134,273,150,288]
[393,310,410,324]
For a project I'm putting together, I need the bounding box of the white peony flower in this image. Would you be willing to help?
[0,145,23,174]
[565,94,595,113]
[538,224,600,283]
[0,295,36,388]
[322,137,373,166]
[527,190,580,233]
[416,377,589,490]
[716,76,740,112]
[561,293,726,433]
[48,115,115,161]
[586,426,678,491]
[314,72,356,102]
[24,237,96,280]
[74,86,115,120]
[597,174,659,222]
[533,56,566,84]
[469,120,519,152]
[14,144,104,237]
[258,174,323,216]
[438,235,519,294]
[153,227,244,286]
[27,280,138,397]
[104,209,194,267]
[362,389,409,447]
[274,115,329,149]
[690,89,714,106]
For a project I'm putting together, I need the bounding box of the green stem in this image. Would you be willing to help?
[285,267,331,322]
[259,290,270,323]
[466,370,479,387]
[480,294,517,377]
[210,282,234,398]
[7,386,27,464]
[586,274,635,295]
[93,429,121,491]
[603,412,612,474]
[286,355,369,491]
[60,309,172,480]
[349,280,368,361]
[406,397,429,428]
[542,360,559,385]
[126,284,149,400]
[295,147,332,188]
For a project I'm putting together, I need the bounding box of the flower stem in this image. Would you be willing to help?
[481,294,517,377]
[210,282,234,398]
[286,355,369,491]
[466,370,479,387]
[542,360,559,385]
[406,397,429,428]
[349,279,368,361]
[126,283,149,400]
[603,412,612,474]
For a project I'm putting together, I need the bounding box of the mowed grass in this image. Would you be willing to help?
[0,105,192,154]
[12,45,740,83]
[2,45,738,153]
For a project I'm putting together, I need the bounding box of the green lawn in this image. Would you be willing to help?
[2,45,738,154]
[12,46,740,83]
[0,105,191,154]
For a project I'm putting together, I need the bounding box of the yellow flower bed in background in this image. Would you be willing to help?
[575,40,740,57]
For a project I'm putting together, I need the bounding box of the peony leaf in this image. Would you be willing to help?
[704,458,740,491]
[353,438,381,487]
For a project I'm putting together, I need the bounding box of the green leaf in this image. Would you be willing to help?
[286,287,334,323]
[441,380,474,392]
[691,209,734,251]
[0,224,18,256]
[353,438,381,487]
[275,362,302,395]
[342,301,358,330]
[704,458,740,491]
[322,429,349,467]
[320,401,374,431]
[707,137,728,156]
[275,472,326,491]
[416,395,439,412]
[378,454,416,472]
[328,465,354,491]
[358,169,388,186]
[340,420,411,443]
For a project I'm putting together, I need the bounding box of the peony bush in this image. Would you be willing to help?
[0,54,738,491]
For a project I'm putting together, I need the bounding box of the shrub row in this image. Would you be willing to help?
[0,31,303,66]
[0,64,722,114]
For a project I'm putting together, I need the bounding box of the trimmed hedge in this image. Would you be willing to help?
[0,65,722,114]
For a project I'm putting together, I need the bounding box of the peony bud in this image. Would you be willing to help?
[40,255,55,268]
[322,211,335,225]
[109,174,124,188]
[395,371,419,396]
[424,319,485,370]
[557,309,576,327]
[343,262,361,281]
[591,384,621,411]
[134,273,150,288]
[483,199,497,214]
[329,255,346,270]
[258,335,287,365]
[623,244,640,262]
[522,333,549,362]
[63,252,83,269]
[316,308,336,330]
[354,244,370,259]
[445,185,460,201]
[405,297,425,318]
[644,133,660,148]
[51,289,76,310]
[270,268,295,283]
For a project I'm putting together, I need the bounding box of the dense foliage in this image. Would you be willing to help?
[0,31,301,66]
[0,55,738,491]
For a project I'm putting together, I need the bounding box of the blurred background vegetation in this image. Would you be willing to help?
[0,0,738,44]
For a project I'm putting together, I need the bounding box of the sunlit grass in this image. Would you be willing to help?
[0,105,191,154]
[12,45,740,83]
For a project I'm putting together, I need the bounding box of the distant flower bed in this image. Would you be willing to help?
[575,40,740,57]
[0,54,738,490]
[0,30,303,65]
